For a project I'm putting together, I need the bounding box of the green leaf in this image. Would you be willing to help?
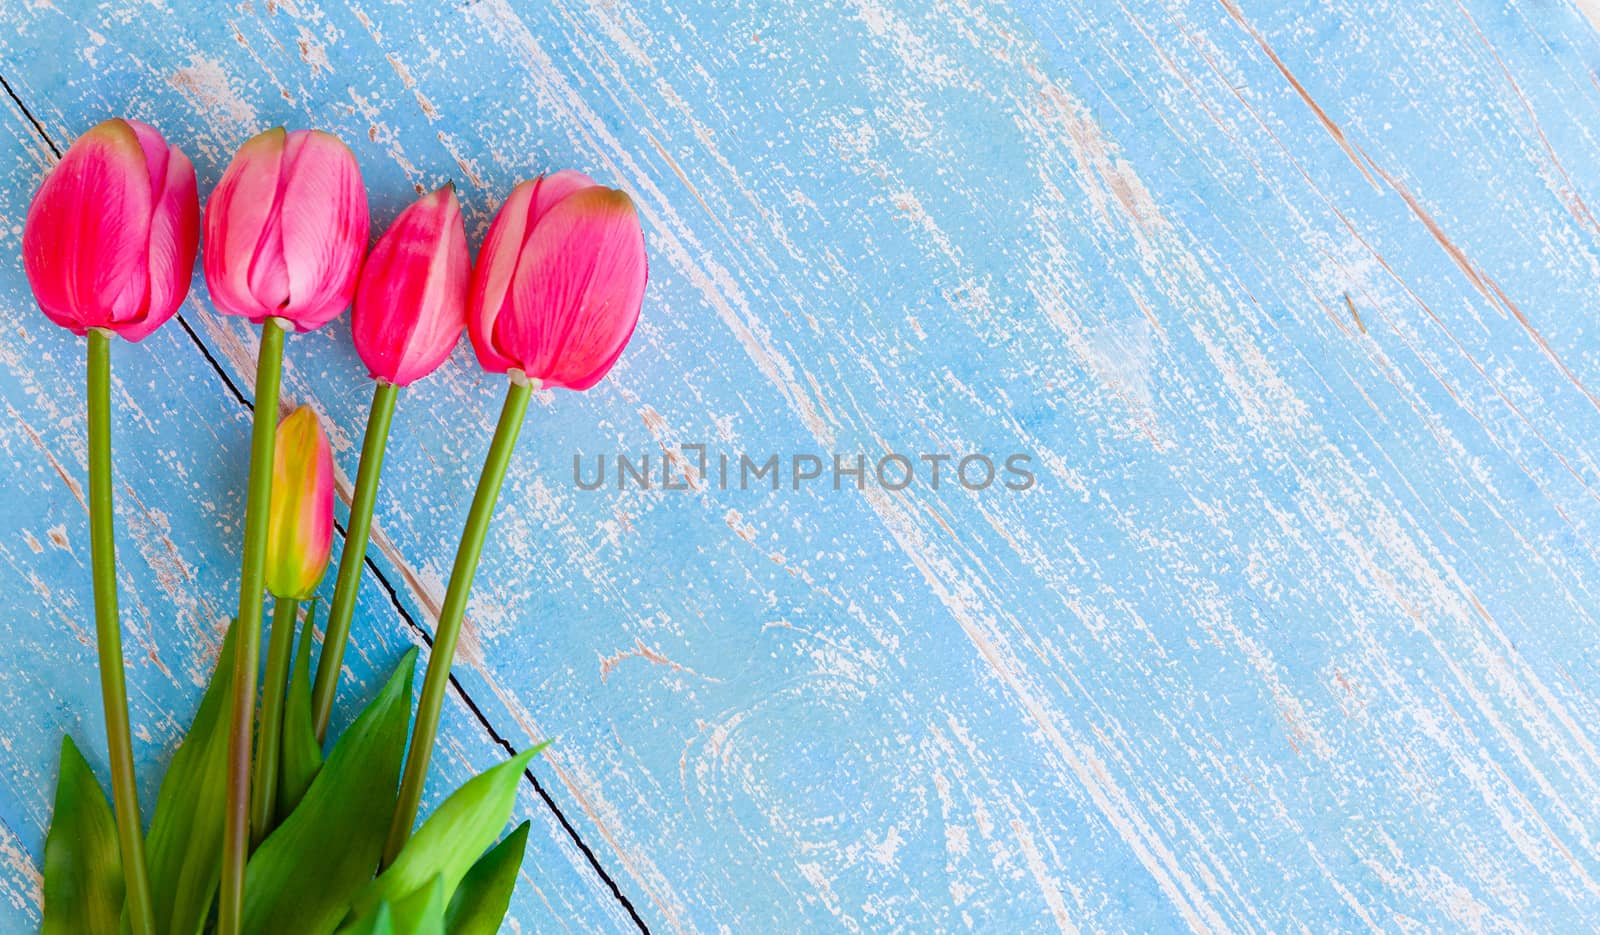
[142,622,237,935]
[389,876,447,935]
[42,735,123,935]
[444,822,530,935]
[348,742,545,921]
[243,649,418,935]
[338,903,395,935]
[340,874,448,935]
[278,599,324,819]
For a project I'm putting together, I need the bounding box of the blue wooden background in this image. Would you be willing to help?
[5,0,1600,931]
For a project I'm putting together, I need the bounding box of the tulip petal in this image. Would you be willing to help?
[125,119,170,199]
[246,207,290,313]
[466,181,534,373]
[353,184,469,385]
[503,187,647,389]
[277,130,368,330]
[121,146,199,342]
[525,169,597,228]
[563,305,642,392]
[398,191,471,381]
[23,119,153,333]
[351,231,415,382]
[245,130,301,314]
[398,188,471,381]
[395,191,469,382]
[307,427,335,588]
[266,407,335,600]
[204,128,287,321]
[466,171,601,373]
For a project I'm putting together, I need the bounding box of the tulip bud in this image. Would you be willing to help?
[351,184,470,386]
[203,128,369,332]
[467,171,647,390]
[22,118,199,342]
[265,406,334,600]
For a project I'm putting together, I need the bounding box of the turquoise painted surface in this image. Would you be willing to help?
[4,0,1600,931]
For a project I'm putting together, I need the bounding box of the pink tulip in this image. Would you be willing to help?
[351,184,469,386]
[467,171,647,390]
[264,406,335,600]
[22,118,199,342]
[203,128,369,332]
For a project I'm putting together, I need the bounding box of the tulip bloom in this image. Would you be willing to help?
[22,116,187,935]
[251,407,331,848]
[468,171,647,389]
[352,184,470,386]
[23,117,199,342]
[386,172,648,864]
[213,130,366,931]
[203,128,369,332]
[310,184,467,743]
[264,407,335,600]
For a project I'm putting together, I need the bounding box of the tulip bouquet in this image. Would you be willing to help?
[22,119,646,934]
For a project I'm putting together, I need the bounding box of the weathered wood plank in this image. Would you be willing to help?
[6,0,1600,931]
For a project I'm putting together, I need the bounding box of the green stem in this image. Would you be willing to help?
[382,379,531,867]
[310,381,398,742]
[219,318,286,935]
[250,595,298,844]
[86,331,156,935]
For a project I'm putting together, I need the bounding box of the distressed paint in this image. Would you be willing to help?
[2,0,1600,932]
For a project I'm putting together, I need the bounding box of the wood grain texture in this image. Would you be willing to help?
[5,0,1600,931]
